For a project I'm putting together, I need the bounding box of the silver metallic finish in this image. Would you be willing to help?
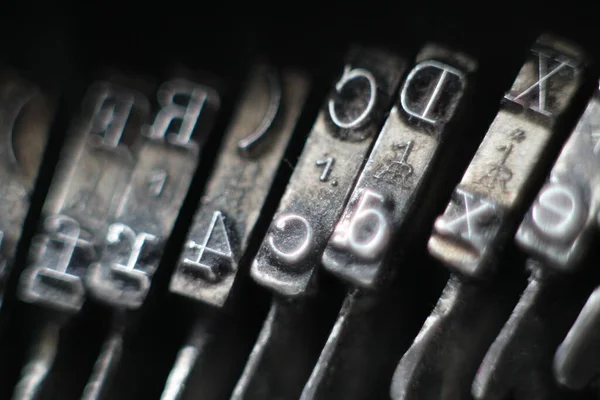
[554,285,600,390]
[428,35,587,279]
[81,328,123,400]
[170,66,309,307]
[14,78,152,400]
[251,47,408,296]
[11,322,60,400]
[322,45,477,288]
[81,74,221,400]
[86,77,220,309]
[157,66,309,400]
[231,297,339,400]
[474,85,600,399]
[0,74,52,307]
[18,80,151,313]
[516,82,600,271]
[473,266,592,400]
[161,345,201,400]
[389,275,523,400]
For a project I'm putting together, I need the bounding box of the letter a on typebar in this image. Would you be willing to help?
[169,64,310,307]
[0,74,53,306]
[86,73,221,309]
[19,78,151,313]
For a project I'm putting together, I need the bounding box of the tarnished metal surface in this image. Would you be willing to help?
[170,65,309,307]
[516,81,600,271]
[0,73,52,310]
[18,78,151,313]
[474,79,600,400]
[390,274,524,400]
[473,266,594,400]
[81,71,222,400]
[303,44,480,400]
[555,285,600,390]
[87,75,220,309]
[159,65,310,400]
[428,34,587,279]
[391,34,591,400]
[13,75,153,400]
[251,47,408,297]
[321,44,476,288]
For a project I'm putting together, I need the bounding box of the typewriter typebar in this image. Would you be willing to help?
[81,71,221,400]
[4,12,600,400]
[391,34,590,400]
[251,47,407,297]
[474,81,600,400]
[552,83,600,392]
[321,44,477,288]
[13,74,153,400]
[428,34,586,279]
[161,64,309,400]
[18,76,152,313]
[0,74,52,311]
[86,73,220,309]
[170,64,309,307]
[233,47,409,400]
[302,43,479,400]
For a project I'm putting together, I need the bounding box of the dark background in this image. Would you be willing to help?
[0,4,597,399]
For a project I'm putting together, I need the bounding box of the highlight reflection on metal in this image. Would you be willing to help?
[14,77,151,400]
[19,80,150,313]
[160,65,309,400]
[391,34,588,400]
[87,77,220,309]
[474,83,600,399]
[82,72,221,400]
[428,34,586,279]
[304,44,480,400]
[170,66,307,307]
[235,47,408,400]
[251,46,407,297]
[0,74,52,311]
[322,44,476,288]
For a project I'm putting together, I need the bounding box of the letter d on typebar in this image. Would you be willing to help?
[322,45,477,288]
[18,79,150,313]
[250,47,408,297]
[428,35,588,279]
[86,74,220,309]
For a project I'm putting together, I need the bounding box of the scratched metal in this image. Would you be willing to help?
[389,274,524,400]
[473,265,595,400]
[322,44,477,288]
[231,291,343,400]
[18,77,151,313]
[0,74,52,307]
[516,82,600,271]
[170,65,310,307]
[158,65,309,400]
[428,34,587,279]
[80,72,221,400]
[13,76,152,400]
[86,74,220,309]
[251,47,408,296]
[554,285,600,390]
[473,85,600,399]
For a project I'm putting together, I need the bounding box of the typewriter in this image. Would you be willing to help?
[0,5,598,400]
